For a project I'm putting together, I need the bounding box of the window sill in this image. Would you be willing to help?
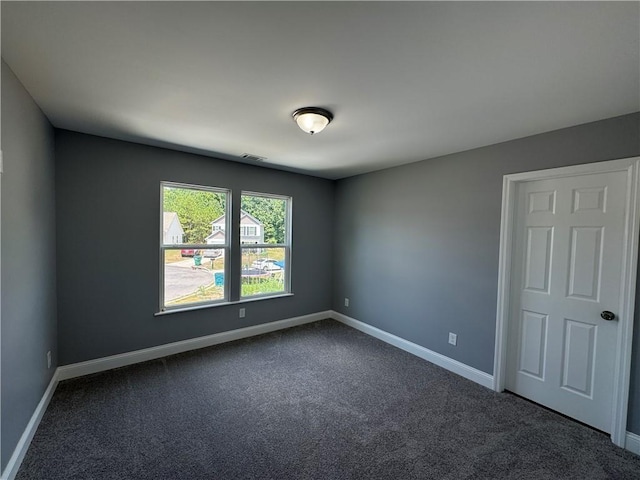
[154,293,294,317]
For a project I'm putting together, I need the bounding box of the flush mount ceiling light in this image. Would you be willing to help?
[292,107,333,135]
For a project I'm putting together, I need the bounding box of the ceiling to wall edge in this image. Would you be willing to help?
[50,110,640,182]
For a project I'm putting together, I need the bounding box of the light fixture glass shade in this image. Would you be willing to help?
[292,107,333,135]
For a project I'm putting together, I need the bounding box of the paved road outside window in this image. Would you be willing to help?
[164,261,217,302]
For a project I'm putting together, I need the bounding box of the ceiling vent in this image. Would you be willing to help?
[240,153,266,162]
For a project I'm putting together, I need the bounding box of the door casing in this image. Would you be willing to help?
[493,157,640,447]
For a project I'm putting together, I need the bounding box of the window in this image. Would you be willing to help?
[160,184,291,312]
[240,225,258,237]
[161,182,229,310]
[241,192,291,298]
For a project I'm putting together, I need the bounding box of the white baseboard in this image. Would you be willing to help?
[4,309,637,480]
[331,311,494,390]
[57,311,331,381]
[2,310,330,479]
[626,431,640,456]
[1,370,59,480]
[330,311,640,457]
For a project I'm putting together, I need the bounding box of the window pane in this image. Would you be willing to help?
[163,185,227,245]
[241,247,285,297]
[164,249,225,307]
[240,195,287,244]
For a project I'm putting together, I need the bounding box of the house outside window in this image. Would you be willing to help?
[162,212,184,245]
[207,211,263,245]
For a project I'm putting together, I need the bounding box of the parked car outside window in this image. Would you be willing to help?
[251,259,284,272]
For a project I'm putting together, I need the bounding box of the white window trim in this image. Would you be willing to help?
[160,181,231,311]
[153,292,295,316]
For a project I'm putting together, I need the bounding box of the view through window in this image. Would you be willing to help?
[161,184,291,310]
[161,183,229,309]
[241,193,291,298]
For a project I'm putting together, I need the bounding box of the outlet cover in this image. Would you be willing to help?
[239,308,246,318]
[448,333,457,346]
[344,298,350,307]
[47,351,52,369]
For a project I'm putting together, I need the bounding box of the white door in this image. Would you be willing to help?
[506,170,628,433]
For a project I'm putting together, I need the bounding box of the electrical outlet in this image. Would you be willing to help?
[239,308,246,318]
[47,351,52,369]
[448,333,457,346]
[344,298,350,307]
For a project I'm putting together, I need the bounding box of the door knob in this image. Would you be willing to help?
[600,311,616,321]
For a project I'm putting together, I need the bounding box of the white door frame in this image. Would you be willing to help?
[493,156,640,447]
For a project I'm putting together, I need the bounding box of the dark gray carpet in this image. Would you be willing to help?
[16,320,640,479]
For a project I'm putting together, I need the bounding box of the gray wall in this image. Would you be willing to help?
[55,131,334,365]
[332,113,640,433]
[1,62,57,471]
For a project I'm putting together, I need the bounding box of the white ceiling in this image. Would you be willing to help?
[2,2,639,179]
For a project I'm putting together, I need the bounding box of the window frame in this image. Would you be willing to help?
[159,181,231,312]
[240,191,292,300]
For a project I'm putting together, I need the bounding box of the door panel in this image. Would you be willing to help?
[529,190,556,214]
[506,170,627,433]
[561,318,596,397]
[518,310,547,380]
[524,227,553,293]
[572,187,607,213]
[567,227,602,301]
